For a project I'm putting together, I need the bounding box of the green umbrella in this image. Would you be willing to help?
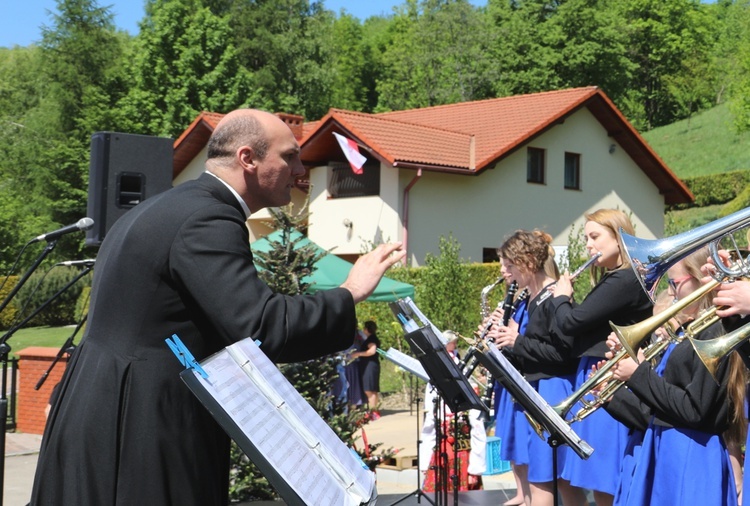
[251,230,414,302]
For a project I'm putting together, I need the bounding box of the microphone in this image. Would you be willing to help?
[31,218,94,243]
[56,259,96,268]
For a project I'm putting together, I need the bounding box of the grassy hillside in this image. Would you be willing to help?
[642,102,750,179]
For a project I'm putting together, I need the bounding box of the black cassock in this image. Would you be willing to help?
[30,173,355,505]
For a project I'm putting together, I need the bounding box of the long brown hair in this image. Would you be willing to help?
[675,247,746,445]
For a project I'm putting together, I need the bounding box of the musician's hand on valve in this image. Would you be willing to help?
[714,279,750,317]
[700,249,730,283]
[611,350,644,382]
[605,332,621,360]
[590,360,610,393]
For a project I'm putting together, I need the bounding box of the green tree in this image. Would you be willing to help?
[0,0,126,264]
[329,13,370,111]
[375,0,496,111]
[487,0,563,96]
[226,0,335,120]
[618,0,715,129]
[418,234,474,336]
[117,0,255,138]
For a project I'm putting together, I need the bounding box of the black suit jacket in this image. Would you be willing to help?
[31,173,356,505]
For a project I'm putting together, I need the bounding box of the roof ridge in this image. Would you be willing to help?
[377,86,599,116]
[332,109,473,138]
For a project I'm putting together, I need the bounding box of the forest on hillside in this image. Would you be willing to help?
[1,0,750,270]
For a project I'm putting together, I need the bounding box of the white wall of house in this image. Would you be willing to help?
[307,161,402,255]
[177,107,668,263]
[399,109,665,266]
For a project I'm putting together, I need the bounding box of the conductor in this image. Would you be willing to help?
[29,109,405,505]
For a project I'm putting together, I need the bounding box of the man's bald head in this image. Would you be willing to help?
[207,109,276,163]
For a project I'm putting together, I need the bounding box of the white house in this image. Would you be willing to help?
[172,87,692,266]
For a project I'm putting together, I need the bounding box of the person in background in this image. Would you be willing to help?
[550,209,653,506]
[420,330,487,492]
[350,320,381,418]
[29,109,405,506]
[343,322,367,407]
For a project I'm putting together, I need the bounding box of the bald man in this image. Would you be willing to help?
[30,109,405,505]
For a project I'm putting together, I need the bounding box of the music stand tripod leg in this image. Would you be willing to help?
[388,392,435,506]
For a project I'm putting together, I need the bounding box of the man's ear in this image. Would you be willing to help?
[238,146,256,170]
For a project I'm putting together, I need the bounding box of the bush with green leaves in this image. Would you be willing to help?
[13,268,91,328]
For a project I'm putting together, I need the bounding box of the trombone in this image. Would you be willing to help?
[550,279,718,421]
[620,206,750,301]
[690,319,750,383]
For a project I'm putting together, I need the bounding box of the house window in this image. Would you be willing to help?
[564,152,581,190]
[483,248,500,263]
[527,147,545,184]
[328,161,380,198]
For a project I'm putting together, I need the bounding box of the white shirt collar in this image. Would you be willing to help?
[205,170,251,219]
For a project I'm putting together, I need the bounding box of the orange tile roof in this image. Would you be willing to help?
[300,87,693,204]
[172,87,693,205]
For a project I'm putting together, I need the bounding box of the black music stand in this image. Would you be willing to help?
[475,343,594,506]
[404,326,487,506]
[377,348,434,505]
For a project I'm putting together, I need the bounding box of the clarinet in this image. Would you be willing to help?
[476,281,519,420]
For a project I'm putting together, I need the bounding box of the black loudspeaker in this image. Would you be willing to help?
[86,132,174,248]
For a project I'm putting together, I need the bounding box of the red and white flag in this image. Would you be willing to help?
[333,132,366,174]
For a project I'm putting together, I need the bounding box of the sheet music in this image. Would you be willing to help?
[379,347,429,381]
[390,297,447,344]
[192,338,376,505]
[483,343,594,460]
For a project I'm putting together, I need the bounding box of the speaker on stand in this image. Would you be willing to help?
[85,132,174,248]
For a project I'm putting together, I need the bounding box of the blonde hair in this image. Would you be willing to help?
[583,209,636,283]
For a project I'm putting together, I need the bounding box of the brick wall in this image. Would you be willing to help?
[17,347,69,434]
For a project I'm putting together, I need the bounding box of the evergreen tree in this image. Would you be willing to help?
[228,201,381,501]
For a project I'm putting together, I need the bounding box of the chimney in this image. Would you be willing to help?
[276,112,305,140]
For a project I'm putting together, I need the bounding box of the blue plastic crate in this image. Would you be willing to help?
[484,436,512,475]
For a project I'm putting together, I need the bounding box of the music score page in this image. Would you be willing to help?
[189,338,376,506]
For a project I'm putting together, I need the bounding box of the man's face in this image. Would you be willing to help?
[248,119,305,212]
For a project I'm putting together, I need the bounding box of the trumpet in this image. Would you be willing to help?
[569,331,680,423]
[551,279,717,420]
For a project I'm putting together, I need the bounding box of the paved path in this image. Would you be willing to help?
[3,409,518,505]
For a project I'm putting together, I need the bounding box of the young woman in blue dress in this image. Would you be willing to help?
[489,229,587,506]
[549,209,653,506]
[604,247,747,505]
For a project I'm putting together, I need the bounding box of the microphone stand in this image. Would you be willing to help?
[0,239,58,315]
[0,263,92,506]
[35,313,87,391]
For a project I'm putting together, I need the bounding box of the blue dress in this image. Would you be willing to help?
[616,340,738,506]
[561,356,630,495]
[495,299,532,465]
[527,374,576,483]
[613,342,676,506]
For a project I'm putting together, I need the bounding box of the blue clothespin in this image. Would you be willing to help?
[165,334,209,379]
